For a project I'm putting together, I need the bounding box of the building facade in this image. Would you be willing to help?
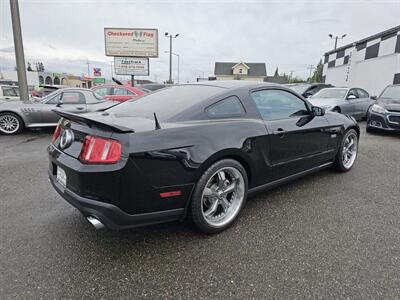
[214,62,266,81]
[322,25,400,96]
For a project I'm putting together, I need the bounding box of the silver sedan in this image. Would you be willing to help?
[308,87,375,120]
[0,88,117,135]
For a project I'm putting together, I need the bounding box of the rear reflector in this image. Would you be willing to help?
[80,136,121,164]
[52,125,61,144]
[160,191,182,198]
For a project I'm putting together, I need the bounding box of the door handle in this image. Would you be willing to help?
[76,107,84,110]
[272,128,287,137]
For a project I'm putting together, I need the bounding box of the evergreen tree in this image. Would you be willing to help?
[312,60,323,82]
[274,67,279,77]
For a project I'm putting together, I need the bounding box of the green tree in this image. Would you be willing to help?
[312,60,323,82]
[274,67,279,77]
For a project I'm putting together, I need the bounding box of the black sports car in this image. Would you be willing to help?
[366,84,400,133]
[48,81,360,233]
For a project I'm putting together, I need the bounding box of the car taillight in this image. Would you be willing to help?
[52,125,61,144]
[80,136,122,164]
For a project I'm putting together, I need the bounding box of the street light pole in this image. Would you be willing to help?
[165,32,179,84]
[164,51,180,84]
[9,0,29,101]
[329,33,347,50]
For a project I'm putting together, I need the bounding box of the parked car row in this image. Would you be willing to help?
[0,88,117,135]
[285,83,400,133]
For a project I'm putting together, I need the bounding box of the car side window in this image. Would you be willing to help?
[45,93,62,104]
[2,87,18,97]
[113,88,129,96]
[206,96,245,118]
[126,90,136,95]
[357,89,369,98]
[61,92,85,104]
[95,88,108,96]
[347,89,359,99]
[251,89,309,121]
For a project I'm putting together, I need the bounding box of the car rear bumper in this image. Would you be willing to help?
[49,171,184,230]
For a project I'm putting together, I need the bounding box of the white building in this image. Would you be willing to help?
[322,25,400,96]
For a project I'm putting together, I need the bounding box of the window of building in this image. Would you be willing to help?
[206,96,245,118]
[251,89,309,121]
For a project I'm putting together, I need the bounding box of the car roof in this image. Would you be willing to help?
[181,80,280,90]
[57,87,93,92]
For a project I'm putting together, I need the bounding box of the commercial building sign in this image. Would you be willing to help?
[104,28,158,57]
[114,57,149,76]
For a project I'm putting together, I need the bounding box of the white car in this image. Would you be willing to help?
[0,85,20,101]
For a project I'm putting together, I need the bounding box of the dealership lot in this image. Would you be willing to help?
[1,123,399,299]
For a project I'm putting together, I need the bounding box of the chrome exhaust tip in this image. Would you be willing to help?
[86,216,105,230]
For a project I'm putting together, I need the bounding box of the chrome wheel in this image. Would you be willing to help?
[342,132,358,169]
[201,167,245,228]
[0,114,20,134]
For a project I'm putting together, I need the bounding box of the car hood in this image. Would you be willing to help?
[377,98,400,111]
[308,97,343,107]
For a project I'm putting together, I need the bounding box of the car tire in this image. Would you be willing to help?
[333,129,359,172]
[190,159,248,234]
[0,112,24,135]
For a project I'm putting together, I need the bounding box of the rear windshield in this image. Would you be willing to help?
[312,88,347,99]
[107,85,224,121]
[288,84,311,94]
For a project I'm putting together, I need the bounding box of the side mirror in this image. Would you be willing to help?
[370,96,377,100]
[347,95,357,100]
[312,106,325,116]
[303,92,312,98]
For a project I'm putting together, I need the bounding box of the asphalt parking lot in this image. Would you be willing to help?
[1,122,399,299]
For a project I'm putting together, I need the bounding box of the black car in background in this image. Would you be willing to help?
[48,81,359,234]
[367,84,400,133]
[285,83,333,98]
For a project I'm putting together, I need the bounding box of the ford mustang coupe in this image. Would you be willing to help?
[48,81,360,234]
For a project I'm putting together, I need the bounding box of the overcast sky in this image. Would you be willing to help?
[0,0,399,83]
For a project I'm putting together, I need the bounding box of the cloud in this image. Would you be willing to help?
[0,0,399,82]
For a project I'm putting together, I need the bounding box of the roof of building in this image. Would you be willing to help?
[324,25,400,56]
[214,62,267,76]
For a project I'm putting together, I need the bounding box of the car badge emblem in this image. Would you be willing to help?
[59,129,74,150]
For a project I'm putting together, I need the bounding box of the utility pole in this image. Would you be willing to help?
[307,65,314,83]
[164,51,180,84]
[10,0,29,101]
[86,60,90,76]
[164,32,179,84]
[329,33,347,50]
[289,70,294,82]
